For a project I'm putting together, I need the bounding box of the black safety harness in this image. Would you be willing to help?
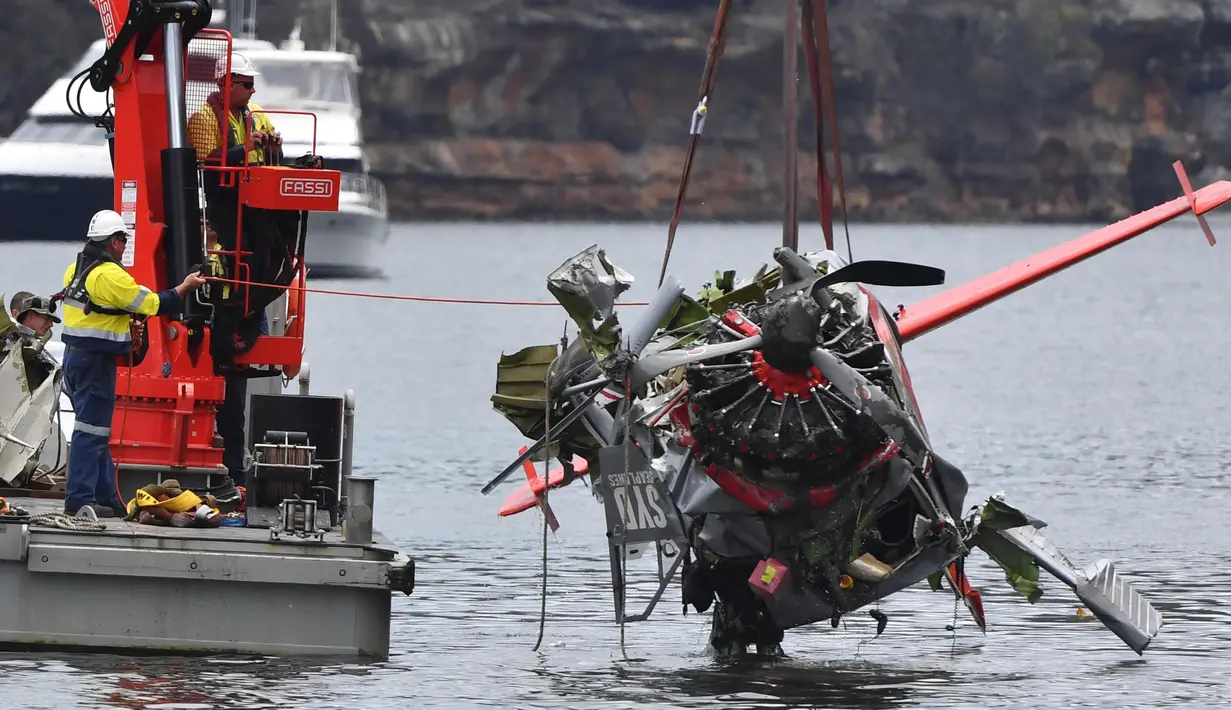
[53,244,129,317]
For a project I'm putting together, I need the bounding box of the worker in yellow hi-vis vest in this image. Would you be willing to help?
[187,51,281,169]
[58,210,207,519]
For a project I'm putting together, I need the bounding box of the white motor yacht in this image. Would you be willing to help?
[240,33,391,277]
[0,30,390,278]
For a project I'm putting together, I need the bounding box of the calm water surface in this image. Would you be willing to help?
[0,220,1228,709]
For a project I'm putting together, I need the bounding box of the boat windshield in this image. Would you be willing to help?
[252,58,358,110]
[8,119,103,145]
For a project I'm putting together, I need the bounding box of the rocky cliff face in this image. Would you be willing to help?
[5,0,1230,223]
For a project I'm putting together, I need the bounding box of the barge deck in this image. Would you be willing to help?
[0,492,414,657]
[0,2,418,660]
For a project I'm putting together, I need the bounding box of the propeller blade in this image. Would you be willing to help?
[767,256,945,301]
[813,259,946,289]
[630,333,765,389]
[773,246,821,283]
[623,275,686,357]
[808,346,865,411]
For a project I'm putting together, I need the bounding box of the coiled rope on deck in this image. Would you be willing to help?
[28,512,107,532]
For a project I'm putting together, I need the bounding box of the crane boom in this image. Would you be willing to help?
[83,0,340,474]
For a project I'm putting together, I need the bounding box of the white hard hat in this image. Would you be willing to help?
[86,210,131,241]
[216,51,261,80]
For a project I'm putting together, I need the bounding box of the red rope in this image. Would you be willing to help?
[204,275,651,307]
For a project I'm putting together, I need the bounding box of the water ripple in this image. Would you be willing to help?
[2,223,1230,708]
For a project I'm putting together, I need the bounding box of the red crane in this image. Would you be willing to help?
[82,0,339,476]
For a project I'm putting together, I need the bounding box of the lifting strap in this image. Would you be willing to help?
[656,0,853,281]
[657,0,734,287]
[800,0,832,251]
[802,0,852,261]
[783,0,800,252]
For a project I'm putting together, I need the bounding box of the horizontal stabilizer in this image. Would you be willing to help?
[480,389,600,495]
[498,454,590,519]
[999,525,1163,655]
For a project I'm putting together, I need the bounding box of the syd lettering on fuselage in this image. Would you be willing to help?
[610,475,669,532]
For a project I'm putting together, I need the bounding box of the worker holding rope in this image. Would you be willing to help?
[57,209,208,518]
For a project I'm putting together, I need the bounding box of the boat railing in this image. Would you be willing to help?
[340,171,387,214]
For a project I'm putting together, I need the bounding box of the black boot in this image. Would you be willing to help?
[65,501,115,519]
[210,476,242,504]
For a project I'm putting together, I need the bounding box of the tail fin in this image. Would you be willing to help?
[1173,160,1217,246]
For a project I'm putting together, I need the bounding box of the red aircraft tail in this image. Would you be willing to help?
[896,162,1227,343]
[497,447,592,529]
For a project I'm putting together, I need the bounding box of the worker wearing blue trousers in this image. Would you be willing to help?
[57,209,207,518]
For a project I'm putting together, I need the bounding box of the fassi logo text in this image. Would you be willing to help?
[97,1,117,43]
[279,177,334,198]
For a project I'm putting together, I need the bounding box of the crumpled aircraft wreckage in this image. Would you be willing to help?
[479,0,1228,659]
[0,300,64,490]
[481,227,1223,657]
